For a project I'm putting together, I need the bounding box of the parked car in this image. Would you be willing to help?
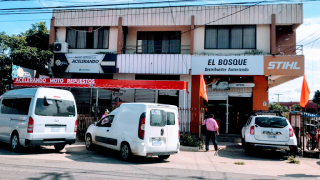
[241,114,298,156]
[0,88,77,151]
[85,103,180,160]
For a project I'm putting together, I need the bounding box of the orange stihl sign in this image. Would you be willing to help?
[264,56,304,76]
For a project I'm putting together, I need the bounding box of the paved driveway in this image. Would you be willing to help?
[0,141,319,179]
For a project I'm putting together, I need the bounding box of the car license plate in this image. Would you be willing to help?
[51,128,60,132]
[267,135,276,139]
[152,140,161,146]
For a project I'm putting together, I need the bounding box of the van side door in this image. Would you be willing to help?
[0,98,31,143]
[94,116,114,148]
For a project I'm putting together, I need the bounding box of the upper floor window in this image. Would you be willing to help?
[66,27,109,49]
[205,25,256,49]
[137,31,181,54]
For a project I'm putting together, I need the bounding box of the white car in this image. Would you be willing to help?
[85,103,180,160]
[241,114,298,156]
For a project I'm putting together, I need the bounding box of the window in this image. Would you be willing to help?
[255,117,288,128]
[1,98,31,115]
[66,27,109,49]
[35,98,76,117]
[99,115,114,127]
[167,112,175,125]
[150,109,166,126]
[137,31,181,54]
[205,25,256,49]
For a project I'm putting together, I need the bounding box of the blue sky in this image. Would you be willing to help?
[1,0,320,103]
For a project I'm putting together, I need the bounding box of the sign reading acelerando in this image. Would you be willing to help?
[192,56,264,75]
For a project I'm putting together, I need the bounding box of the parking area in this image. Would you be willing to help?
[0,141,319,179]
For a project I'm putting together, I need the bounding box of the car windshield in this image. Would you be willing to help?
[35,98,76,117]
[255,117,288,128]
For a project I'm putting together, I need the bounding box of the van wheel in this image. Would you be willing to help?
[86,134,94,150]
[158,155,170,160]
[54,145,65,151]
[120,143,132,161]
[11,132,20,152]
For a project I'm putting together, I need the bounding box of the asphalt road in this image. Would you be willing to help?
[0,142,318,180]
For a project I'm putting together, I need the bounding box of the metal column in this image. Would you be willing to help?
[226,91,229,134]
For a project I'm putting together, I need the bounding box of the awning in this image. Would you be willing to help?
[14,78,189,93]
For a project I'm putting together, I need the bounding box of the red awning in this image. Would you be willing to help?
[14,78,189,93]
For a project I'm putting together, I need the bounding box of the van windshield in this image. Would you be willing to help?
[255,117,288,128]
[35,98,76,117]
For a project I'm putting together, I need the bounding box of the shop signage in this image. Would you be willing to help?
[53,53,117,74]
[192,56,264,75]
[264,56,304,76]
[228,83,255,88]
[12,65,36,80]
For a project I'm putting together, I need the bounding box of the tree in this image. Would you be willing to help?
[312,90,320,112]
[269,102,289,112]
[0,22,53,95]
[23,22,50,51]
[292,104,302,111]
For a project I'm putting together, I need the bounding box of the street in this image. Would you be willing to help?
[0,141,319,180]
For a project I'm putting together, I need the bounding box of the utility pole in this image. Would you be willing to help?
[274,94,283,102]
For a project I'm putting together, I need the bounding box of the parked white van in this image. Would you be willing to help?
[85,103,180,160]
[0,88,77,151]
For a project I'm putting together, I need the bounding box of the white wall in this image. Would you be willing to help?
[125,26,191,54]
[179,75,191,109]
[55,27,118,54]
[194,25,271,55]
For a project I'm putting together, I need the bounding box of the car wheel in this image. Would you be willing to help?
[158,155,170,160]
[120,143,132,161]
[54,145,65,151]
[244,143,252,156]
[86,134,94,150]
[11,132,21,152]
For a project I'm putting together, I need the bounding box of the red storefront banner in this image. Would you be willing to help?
[14,78,189,92]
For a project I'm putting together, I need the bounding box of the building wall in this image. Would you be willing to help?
[53,4,303,27]
[55,27,118,54]
[193,25,271,54]
[252,76,269,110]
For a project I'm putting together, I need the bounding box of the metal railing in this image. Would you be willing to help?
[122,45,191,54]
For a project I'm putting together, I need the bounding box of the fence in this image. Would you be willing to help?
[179,108,205,137]
[76,104,113,140]
[288,112,320,152]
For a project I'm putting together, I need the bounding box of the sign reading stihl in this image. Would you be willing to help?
[264,56,304,76]
[267,61,300,70]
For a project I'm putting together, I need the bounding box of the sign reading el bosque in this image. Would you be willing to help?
[53,53,117,74]
[192,56,264,75]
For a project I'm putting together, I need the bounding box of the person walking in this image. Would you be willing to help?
[203,114,220,152]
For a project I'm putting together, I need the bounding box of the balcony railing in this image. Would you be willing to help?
[276,45,303,56]
[122,45,190,54]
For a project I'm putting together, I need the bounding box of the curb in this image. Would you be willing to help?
[180,146,201,152]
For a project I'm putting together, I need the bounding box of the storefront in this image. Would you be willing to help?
[191,55,304,134]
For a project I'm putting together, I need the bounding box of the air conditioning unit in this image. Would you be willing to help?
[53,42,68,53]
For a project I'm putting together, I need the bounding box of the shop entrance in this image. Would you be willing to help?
[206,97,252,134]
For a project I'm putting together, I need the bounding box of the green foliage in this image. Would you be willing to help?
[180,133,203,149]
[312,90,320,105]
[244,49,263,55]
[287,156,300,164]
[234,162,245,165]
[23,22,50,51]
[269,102,289,112]
[0,22,53,95]
[292,104,302,111]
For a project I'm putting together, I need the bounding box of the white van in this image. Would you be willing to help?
[85,103,180,160]
[0,88,77,151]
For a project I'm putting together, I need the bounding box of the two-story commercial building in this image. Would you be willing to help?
[48,4,305,133]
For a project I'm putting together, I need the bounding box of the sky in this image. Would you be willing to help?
[1,0,320,103]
